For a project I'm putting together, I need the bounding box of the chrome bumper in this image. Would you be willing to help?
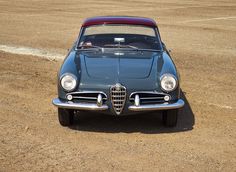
[53,98,184,112]
[52,98,108,111]
[128,99,185,111]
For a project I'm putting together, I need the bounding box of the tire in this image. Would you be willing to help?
[162,109,178,127]
[58,108,74,126]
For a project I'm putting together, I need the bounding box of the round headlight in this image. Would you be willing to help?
[60,73,77,91]
[160,74,177,92]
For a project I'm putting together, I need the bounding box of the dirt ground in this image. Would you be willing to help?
[0,0,236,171]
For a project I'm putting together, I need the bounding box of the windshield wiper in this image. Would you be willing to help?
[103,44,161,52]
[104,44,139,50]
[77,45,103,51]
[133,48,162,52]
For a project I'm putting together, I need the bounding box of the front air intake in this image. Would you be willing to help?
[110,84,126,115]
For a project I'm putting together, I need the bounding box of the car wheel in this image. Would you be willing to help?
[58,108,74,126]
[162,109,178,127]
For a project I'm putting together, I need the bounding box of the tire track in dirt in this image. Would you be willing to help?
[0,44,65,61]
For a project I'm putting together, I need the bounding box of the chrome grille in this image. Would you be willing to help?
[110,84,126,115]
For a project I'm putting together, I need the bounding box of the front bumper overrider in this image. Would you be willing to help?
[52,98,184,112]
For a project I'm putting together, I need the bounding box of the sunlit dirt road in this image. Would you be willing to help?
[0,0,236,171]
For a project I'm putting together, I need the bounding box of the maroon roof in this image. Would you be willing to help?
[82,16,157,27]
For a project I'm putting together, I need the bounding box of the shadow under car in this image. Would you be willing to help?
[69,90,194,134]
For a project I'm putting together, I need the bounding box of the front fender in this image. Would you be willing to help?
[158,51,180,100]
[57,50,81,99]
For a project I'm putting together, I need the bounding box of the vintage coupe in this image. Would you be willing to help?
[52,16,184,127]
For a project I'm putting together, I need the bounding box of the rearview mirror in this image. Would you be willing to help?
[114,38,125,43]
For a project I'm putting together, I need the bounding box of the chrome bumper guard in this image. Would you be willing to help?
[52,98,108,110]
[128,99,185,111]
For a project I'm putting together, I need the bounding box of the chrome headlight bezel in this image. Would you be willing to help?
[160,74,178,92]
[60,73,77,92]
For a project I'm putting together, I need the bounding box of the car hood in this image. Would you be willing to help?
[59,50,178,98]
[82,51,156,79]
[74,50,165,91]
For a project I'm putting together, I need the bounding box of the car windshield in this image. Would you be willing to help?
[77,25,162,51]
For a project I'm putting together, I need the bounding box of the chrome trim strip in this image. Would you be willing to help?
[52,98,108,110]
[67,91,107,96]
[129,91,170,99]
[66,91,108,100]
[129,91,171,102]
[138,97,164,100]
[128,99,184,111]
[72,96,98,100]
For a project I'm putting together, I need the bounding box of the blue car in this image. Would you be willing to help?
[52,16,185,127]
